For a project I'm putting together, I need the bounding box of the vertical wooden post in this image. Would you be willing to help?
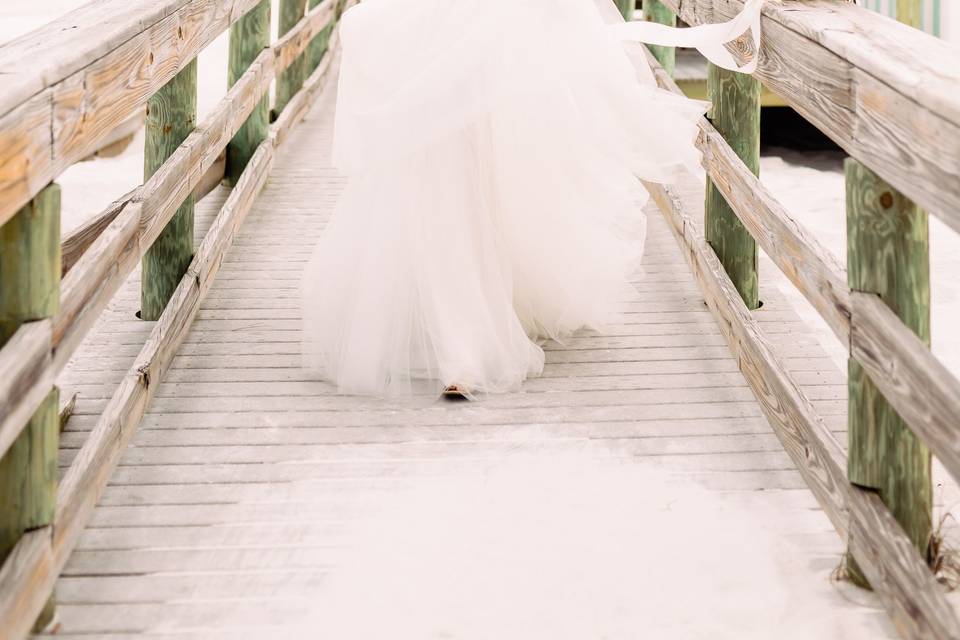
[845,0,931,590]
[306,0,333,74]
[845,166,933,587]
[642,0,677,76]
[275,0,308,117]
[897,0,923,28]
[704,64,761,309]
[141,59,198,321]
[227,0,271,186]
[615,0,634,20]
[0,184,61,630]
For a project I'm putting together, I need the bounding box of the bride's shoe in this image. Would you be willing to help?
[442,384,471,401]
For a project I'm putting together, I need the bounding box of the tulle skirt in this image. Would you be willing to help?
[302,0,763,396]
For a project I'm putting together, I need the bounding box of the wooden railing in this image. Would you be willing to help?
[1,0,958,637]
[0,0,351,636]
[634,0,960,638]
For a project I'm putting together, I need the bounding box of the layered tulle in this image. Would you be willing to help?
[302,0,763,395]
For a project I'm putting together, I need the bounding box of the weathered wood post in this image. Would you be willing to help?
[141,60,198,320]
[897,0,923,28]
[704,63,761,309]
[845,0,932,590]
[642,0,677,76]
[307,0,333,74]
[0,184,61,630]
[276,0,309,117]
[226,0,271,185]
[846,161,932,585]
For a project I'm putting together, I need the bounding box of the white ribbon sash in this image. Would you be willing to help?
[603,0,765,74]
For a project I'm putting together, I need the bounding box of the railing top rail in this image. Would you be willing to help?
[0,0,191,118]
[0,0,262,229]
[661,0,960,233]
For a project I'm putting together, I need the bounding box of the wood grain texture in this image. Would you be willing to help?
[0,0,263,229]
[1,11,289,472]
[275,0,309,117]
[643,172,959,640]
[846,158,932,584]
[0,184,61,628]
[0,150,271,640]
[271,30,341,147]
[0,31,344,637]
[636,49,960,639]
[141,59,198,321]
[60,190,136,277]
[643,48,851,347]
[0,186,61,343]
[658,0,960,233]
[705,63,760,310]
[0,95,54,232]
[60,162,221,278]
[0,527,53,640]
[36,61,857,636]
[274,0,335,76]
[851,291,960,489]
[0,323,53,463]
[226,0,271,185]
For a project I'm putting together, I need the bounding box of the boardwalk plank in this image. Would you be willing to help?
[41,66,896,639]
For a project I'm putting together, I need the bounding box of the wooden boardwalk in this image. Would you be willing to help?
[40,78,907,638]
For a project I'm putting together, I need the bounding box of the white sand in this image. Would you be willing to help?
[294,453,894,639]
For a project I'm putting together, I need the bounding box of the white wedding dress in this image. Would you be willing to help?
[302,0,763,396]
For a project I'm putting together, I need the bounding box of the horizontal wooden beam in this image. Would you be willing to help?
[60,190,137,277]
[0,0,264,229]
[0,0,337,480]
[272,28,341,147]
[645,172,960,640]
[0,527,53,640]
[635,42,960,638]
[274,0,336,75]
[0,33,343,636]
[643,48,851,346]
[61,155,224,278]
[851,291,960,487]
[658,0,960,234]
[0,322,53,463]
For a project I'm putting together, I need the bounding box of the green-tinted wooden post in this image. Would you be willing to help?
[0,184,61,631]
[615,0,634,20]
[226,0,271,186]
[306,0,333,74]
[141,59,198,321]
[845,0,931,590]
[897,0,923,28]
[704,64,761,309]
[275,0,308,117]
[845,168,933,588]
[642,0,677,76]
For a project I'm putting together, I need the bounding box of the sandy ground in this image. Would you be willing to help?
[2,5,959,638]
